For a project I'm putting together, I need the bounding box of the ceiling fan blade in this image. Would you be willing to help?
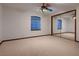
[47,8,53,12]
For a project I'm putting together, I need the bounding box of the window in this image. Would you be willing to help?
[57,19,62,30]
[31,16,41,31]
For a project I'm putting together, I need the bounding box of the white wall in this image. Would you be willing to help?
[66,17,75,32]
[0,5,2,42]
[53,14,75,33]
[76,7,79,41]
[2,6,51,40]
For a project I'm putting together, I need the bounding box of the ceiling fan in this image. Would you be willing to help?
[41,3,53,12]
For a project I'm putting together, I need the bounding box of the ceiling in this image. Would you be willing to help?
[2,3,79,15]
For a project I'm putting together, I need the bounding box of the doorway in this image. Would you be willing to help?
[51,10,76,41]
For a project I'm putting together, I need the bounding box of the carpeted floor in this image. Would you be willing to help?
[0,36,79,56]
[54,33,75,40]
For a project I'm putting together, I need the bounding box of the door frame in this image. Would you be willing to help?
[51,10,77,42]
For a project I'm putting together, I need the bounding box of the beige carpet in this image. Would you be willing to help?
[54,33,75,40]
[0,36,79,56]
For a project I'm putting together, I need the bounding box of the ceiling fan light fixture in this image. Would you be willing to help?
[41,3,53,13]
[42,8,47,12]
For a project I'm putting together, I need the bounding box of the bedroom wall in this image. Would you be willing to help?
[0,5,2,42]
[53,15,75,33]
[2,6,51,40]
[66,17,75,32]
[76,7,79,41]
